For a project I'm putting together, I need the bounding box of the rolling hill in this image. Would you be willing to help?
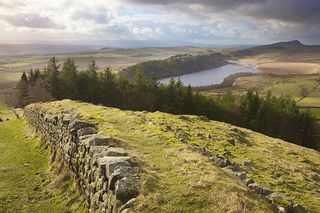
[230,40,320,74]
[232,40,320,57]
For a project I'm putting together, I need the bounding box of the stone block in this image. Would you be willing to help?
[118,198,137,213]
[108,166,140,190]
[77,127,97,137]
[105,147,128,157]
[80,134,116,148]
[97,156,131,178]
[115,177,140,203]
[69,119,95,133]
[248,183,273,196]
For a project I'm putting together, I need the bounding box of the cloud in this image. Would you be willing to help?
[125,0,320,24]
[1,13,61,29]
[71,8,111,24]
[0,0,319,45]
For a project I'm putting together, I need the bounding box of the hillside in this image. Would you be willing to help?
[121,52,227,79]
[27,100,320,212]
[232,40,316,57]
[230,40,320,74]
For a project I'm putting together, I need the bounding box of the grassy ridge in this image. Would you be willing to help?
[30,100,320,212]
[29,100,273,212]
[0,106,86,212]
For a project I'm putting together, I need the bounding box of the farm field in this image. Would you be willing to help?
[0,46,215,85]
[202,74,320,118]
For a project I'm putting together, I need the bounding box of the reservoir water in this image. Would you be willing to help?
[158,64,259,87]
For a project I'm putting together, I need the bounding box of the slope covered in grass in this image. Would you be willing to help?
[0,106,86,212]
[29,100,320,212]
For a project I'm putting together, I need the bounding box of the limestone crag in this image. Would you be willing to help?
[24,109,140,213]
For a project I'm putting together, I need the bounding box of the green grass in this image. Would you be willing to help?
[2,59,47,68]
[0,72,22,88]
[298,97,320,107]
[269,79,315,98]
[28,100,320,212]
[203,75,320,118]
[253,75,320,117]
[301,108,320,119]
[29,100,273,212]
[310,108,320,118]
[0,106,86,213]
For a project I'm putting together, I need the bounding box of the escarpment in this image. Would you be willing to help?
[24,108,140,212]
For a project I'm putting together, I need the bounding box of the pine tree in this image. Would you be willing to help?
[87,60,97,78]
[60,58,78,99]
[28,68,41,86]
[14,72,29,107]
[99,67,119,106]
[43,57,61,99]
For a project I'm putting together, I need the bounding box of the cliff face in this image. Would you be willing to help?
[24,107,140,213]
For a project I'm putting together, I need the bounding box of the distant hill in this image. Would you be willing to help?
[122,52,227,79]
[0,43,100,55]
[232,40,320,57]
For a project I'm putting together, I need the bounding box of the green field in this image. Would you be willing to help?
[0,102,85,212]
[203,74,320,118]
[29,100,320,212]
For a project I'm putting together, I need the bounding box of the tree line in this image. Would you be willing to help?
[12,57,319,150]
[122,52,227,79]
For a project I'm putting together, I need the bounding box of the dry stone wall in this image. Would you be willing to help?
[24,108,140,213]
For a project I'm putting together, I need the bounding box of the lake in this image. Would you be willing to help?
[158,64,259,87]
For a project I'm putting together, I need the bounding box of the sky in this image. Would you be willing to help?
[0,0,319,46]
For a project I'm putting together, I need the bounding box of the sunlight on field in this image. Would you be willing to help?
[2,59,46,68]
[233,52,283,66]
[268,77,317,97]
[298,97,320,107]
[0,71,21,81]
[258,62,320,74]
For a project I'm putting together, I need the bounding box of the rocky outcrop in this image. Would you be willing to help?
[24,108,140,213]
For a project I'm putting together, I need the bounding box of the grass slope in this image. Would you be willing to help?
[29,100,320,212]
[0,105,86,212]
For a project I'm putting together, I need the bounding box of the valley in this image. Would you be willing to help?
[1,40,320,212]
[1,0,320,212]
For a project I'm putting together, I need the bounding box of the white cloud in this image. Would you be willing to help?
[0,0,319,45]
